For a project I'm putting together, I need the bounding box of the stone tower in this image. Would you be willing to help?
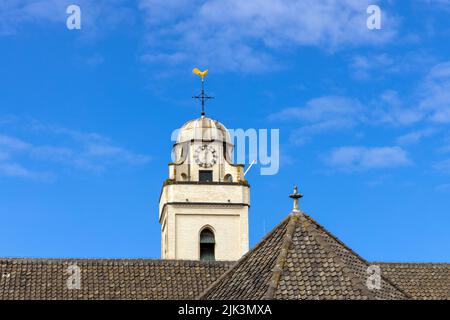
[159,116,250,261]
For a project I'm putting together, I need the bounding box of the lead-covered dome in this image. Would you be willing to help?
[176,116,232,144]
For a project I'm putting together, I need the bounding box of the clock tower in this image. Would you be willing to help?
[159,115,250,261]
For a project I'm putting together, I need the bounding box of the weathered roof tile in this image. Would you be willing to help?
[0,258,233,300]
[375,262,450,300]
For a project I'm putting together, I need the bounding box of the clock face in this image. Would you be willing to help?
[194,145,217,168]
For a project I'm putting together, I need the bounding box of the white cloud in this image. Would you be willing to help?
[0,0,134,37]
[85,144,150,165]
[434,159,450,174]
[289,119,356,145]
[370,90,423,126]
[139,0,397,72]
[419,61,450,123]
[0,134,30,150]
[0,162,53,181]
[272,61,450,144]
[396,128,437,145]
[271,89,426,139]
[269,96,363,144]
[343,60,450,128]
[270,96,362,122]
[350,53,395,80]
[1,0,398,72]
[0,119,150,180]
[325,146,411,171]
[270,86,440,147]
[0,162,34,178]
[349,52,437,80]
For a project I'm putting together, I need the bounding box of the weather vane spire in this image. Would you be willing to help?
[192,68,214,117]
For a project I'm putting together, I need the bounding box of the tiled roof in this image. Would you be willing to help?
[375,262,450,300]
[1,218,448,300]
[0,258,233,300]
[199,212,409,300]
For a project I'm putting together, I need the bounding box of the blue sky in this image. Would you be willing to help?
[1,0,450,262]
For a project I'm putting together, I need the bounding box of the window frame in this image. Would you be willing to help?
[199,170,213,182]
[199,226,216,261]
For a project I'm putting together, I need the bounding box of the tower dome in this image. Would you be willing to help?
[173,116,234,165]
[176,116,232,145]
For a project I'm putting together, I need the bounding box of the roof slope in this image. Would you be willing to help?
[375,262,450,300]
[199,212,409,300]
[0,258,233,300]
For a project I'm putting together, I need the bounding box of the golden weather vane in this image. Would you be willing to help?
[192,68,214,117]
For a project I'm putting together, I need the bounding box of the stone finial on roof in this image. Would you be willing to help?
[289,185,303,213]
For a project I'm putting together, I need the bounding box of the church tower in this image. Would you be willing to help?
[159,69,250,261]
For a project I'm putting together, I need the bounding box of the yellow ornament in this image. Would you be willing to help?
[192,68,209,81]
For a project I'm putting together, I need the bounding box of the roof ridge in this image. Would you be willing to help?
[302,213,411,299]
[265,213,298,299]
[0,258,235,266]
[374,262,450,265]
[299,214,376,299]
[302,214,371,265]
[197,213,292,300]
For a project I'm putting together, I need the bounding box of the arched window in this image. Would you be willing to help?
[181,173,188,181]
[224,174,233,183]
[200,228,215,261]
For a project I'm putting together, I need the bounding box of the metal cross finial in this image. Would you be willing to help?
[289,185,303,212]
[192,68,214,117]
